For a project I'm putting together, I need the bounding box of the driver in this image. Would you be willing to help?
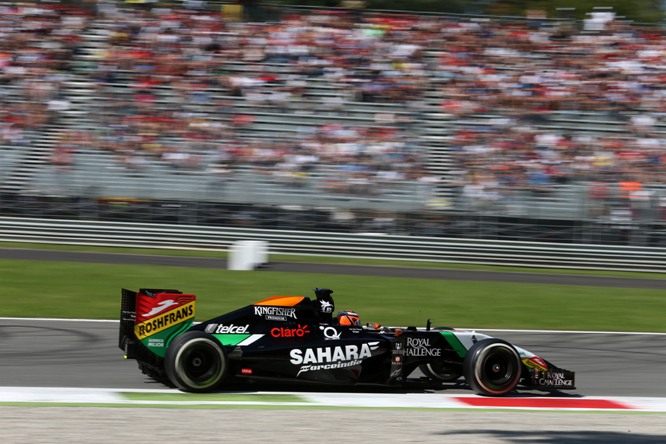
[337,310,361,327]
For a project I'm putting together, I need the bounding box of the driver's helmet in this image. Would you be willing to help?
[337,310,361,327]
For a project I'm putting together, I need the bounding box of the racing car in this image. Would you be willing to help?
[119,287,575,396]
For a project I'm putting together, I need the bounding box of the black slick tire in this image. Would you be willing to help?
[463,338,522,396]
[164,331,227,393]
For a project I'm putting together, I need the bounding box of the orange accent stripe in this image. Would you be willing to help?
[254,295,304,307]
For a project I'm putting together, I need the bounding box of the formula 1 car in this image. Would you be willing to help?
[119,288,575,396]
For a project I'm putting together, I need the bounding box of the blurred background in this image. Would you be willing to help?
[2,0,666,248]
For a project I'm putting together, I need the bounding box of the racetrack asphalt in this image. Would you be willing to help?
[1,246,666,397]
[1,247,665,289]
[2,247,666,443]
[1,318,666,398]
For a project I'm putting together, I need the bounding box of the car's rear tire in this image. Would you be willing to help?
[463,339,522,396]
[420,362,462,382]
[164,331,227,393]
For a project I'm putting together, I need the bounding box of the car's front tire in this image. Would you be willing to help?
[164,331,227,392]
[463,339,522,396]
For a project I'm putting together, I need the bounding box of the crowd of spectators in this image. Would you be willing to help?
[425,14,666,217]
[49,4,437,196]
[0,3,90,146]
[1,2,666,220]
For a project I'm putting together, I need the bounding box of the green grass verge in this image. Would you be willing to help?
[2,255,665,332]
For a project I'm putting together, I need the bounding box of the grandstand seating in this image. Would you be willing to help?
[1,5,665,225]
[8,12,438,211]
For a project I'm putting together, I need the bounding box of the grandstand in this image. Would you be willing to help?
[1,3,665,244]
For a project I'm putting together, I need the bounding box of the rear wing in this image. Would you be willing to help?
[119,288,196,364]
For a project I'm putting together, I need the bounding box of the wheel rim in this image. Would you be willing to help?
[177,339,224,389]
[478,345,519,392]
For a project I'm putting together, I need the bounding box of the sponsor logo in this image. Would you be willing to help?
[319,300,333,313]
[290,342,380,376]
[271,324,310,338]
[147,338,165,348]
[254,306,297,321]
[145,299,180,317]
[135,301,195,340]
[404,337,442,357]
[204,323,250,334]
[535,372,574,387]
[523,356,549,372]
[241,368,253,375]
[320,326,341,340]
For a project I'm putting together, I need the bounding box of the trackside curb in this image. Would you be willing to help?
[1,387,666,412]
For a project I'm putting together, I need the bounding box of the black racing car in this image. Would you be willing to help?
[119,287,575,396]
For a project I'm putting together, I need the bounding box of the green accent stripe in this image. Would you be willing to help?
[212,333,251,346]
[166,321,193,348]
[122,392,306,402]
[440,331,467,358]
